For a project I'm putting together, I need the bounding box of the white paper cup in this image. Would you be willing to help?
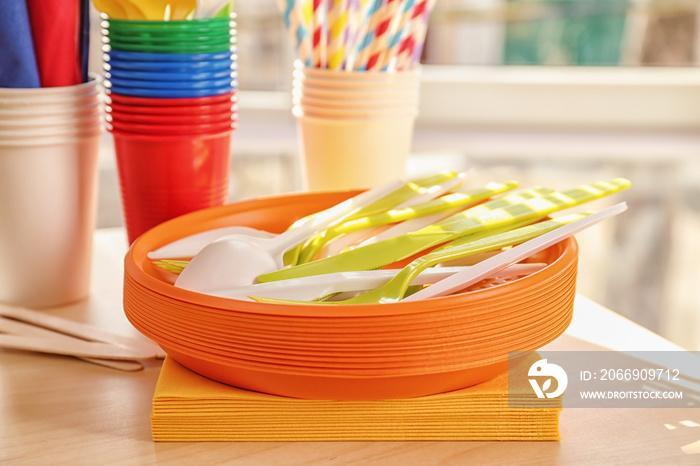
[0,76,101,111]
[0,111,103,128]
[0,100,103,120]
[0,74,101,98]
[0,119,104,139]
[0,129,103,147]
[0,132,101,308]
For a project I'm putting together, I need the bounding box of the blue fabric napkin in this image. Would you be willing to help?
[80,0,90,82]
[0,0,40,88]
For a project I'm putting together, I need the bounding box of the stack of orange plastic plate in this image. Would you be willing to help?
[124,190,578,400]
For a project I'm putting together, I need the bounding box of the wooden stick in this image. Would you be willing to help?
[0,303,164,358]
[0,317,143,371]
[0,334,157,360]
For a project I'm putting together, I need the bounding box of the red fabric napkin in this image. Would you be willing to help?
[26,0,82,87]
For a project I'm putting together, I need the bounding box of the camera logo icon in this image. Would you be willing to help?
[528,359,568,399]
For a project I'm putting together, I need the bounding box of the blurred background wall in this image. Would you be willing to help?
[92,0,700,350]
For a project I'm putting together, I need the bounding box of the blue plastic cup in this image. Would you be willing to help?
[105,67,235,82]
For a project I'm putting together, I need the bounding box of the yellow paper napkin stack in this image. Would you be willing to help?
[151,354,561,442]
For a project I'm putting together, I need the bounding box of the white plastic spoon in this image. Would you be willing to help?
[403,202,628,301]
[147,199,361,261]
[147,226,276,260]
[174,179,406,291]
[206,263,545,302]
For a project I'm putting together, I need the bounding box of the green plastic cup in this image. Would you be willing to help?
[105,29,233,43]
[106,16,234,32]
[106,22,234,36]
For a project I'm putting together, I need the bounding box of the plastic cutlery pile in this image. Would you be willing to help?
[152,173,631,304]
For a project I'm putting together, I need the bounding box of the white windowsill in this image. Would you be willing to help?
[231,65,700,164]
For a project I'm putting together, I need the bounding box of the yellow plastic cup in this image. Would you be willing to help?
[292,63,420,191]
[294,111,416,191]
[293,103,416,120]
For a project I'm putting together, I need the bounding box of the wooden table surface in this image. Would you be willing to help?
[1,229,698,465]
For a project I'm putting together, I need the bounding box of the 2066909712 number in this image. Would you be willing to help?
[599,368,680,382]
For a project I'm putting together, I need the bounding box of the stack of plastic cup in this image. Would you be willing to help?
[100,15,238,244]
[0,76,102,307]
[291,60,420,192]
[102,16,238,98]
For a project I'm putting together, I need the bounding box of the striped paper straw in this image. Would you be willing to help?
[393,0,433,71]
[344,0,373,70]
[352,0,385,70]
[363,0,401,71]
[408,0,436,68]
[380,0,414,71]
[394,34,414,71]
[311,0,327,67]
[301,0,314,46]
[276,0,312,66]
[326,0,349,70]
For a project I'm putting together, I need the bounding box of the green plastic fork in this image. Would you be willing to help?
[251,211,591,305]
[282,170,462,266]
[295,180,520,264]
[257,178,631,284]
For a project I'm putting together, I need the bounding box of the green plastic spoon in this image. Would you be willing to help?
[295,180,520,264]
[256,178,631,284]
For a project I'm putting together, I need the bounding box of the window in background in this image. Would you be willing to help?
[423,0,699,67]
[231,0,700,92]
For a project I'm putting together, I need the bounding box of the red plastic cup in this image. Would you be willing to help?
[107,108,235,126]
[112,130,232,244]
[107,119,236,135]
[106,98,236,116]
[107,91,235,107]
